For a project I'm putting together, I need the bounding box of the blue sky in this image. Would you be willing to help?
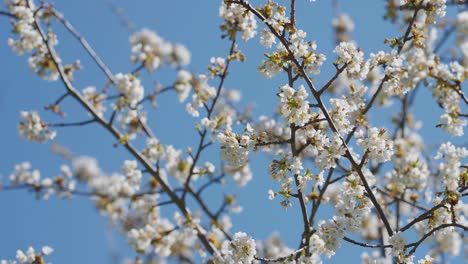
[0,0,464,263]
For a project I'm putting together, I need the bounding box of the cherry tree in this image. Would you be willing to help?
[1,0,468,263]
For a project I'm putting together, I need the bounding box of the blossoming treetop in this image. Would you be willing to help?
[1,0,467,263]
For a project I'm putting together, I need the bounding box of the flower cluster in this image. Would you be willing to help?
[436,83,467,136]
[329,97,354,135]
[82,160,142,198]
[316,220,345,258]
[164,145,193,184]
[388,232,406,260]
[335,175,372,231]
[356,127,394,163]
[259,30,325,78]
[174,70,193,102]
[270,151,303,182]
[120,160,142,195]
[333,41,369,80]
[289,30,326,75]
[315,174,372,258]
[434,142,468,193]
[251,115,290,152]
[9,161,41,186]
[260,28,276,48]
[142,138,165,164]
[217,127,255,169]
[262,2,290,33]
[326,85,366,133]
[332,13,354,43]
[124,199,203,260]
[6,0,61,80]
[186,74,217,117]
[421,0,447,25]
[268,151,309,205]
[214,232,256,264]
[7,1,41,55]
[277,84,312,126]
[385,132,429,193]
[306,132,346,172]
[129,28,190,72]
[256,233,294,261]
[127,211,197,258]
[219,2,257,41]
[9,162,76,199]
[0,246,53,264]
[114,73,145,107]
[82,86,106,117]
[72,156,101,182]
[18,111,56,142]
[116,109,147,140]
[74,155,205,259]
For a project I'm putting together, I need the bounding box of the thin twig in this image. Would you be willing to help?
[343,236,392,249]
[181,37,237,201]
[48,119,96,127]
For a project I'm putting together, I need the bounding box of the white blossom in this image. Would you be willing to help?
[385,132,429,192]
[41,246,53,256]
[185,74,216,117]
[7,4,42,55]
[220,232,256,263]
[332,13,354,43]
[174,70,192,102]
[9,162,40,186]
[260,28,276,48]
[333,41,369,80]
[18,111,56,142]
[277,84,312,126]
[129,28,190,71]
[219,2,257,41]
[388,232,406,258]
[217,128,255,169]
[2,246,54,264]
[356,127,394,163]
[114,73,145,107]
[225,163,252,186]
[143,138,165,163]
[72,156,101,182]
[164,145,192,184]
[82,86,106,117]
[435,142,468,192]
[172,43,191,66]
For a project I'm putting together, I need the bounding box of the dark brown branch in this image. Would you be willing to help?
[376,188,429,212]
[196,174,226,195]
[343,236,392,249]
[406,223,468,255]
[48,118,96,127]
[255,139,291,147]
[0,10,15,18]
[317,63,348,95]
[399,203,446,232]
